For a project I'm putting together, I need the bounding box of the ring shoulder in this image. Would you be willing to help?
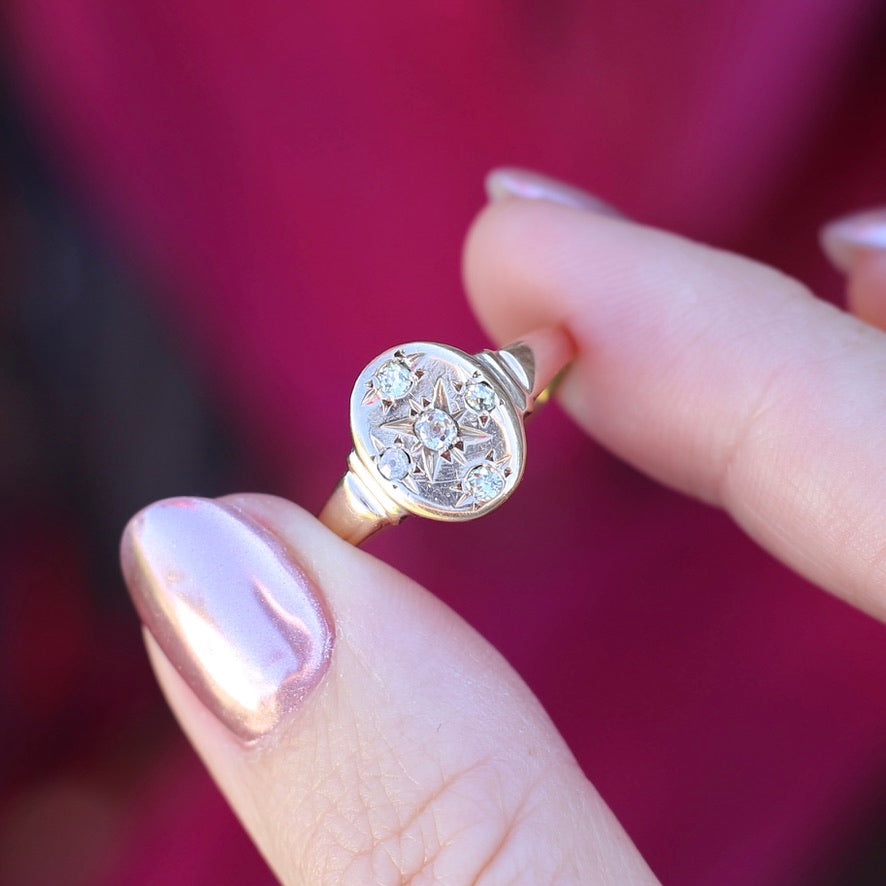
[318,451,407,544]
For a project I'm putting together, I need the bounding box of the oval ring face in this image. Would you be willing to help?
[349,342,526,521]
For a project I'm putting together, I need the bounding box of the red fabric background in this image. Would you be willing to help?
[4,2,886,883]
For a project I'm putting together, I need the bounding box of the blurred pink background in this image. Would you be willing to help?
[1,2,886,883]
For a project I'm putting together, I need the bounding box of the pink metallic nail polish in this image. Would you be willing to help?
[820,207,886,274]
[485,166,623,216]
[121,497,334,743]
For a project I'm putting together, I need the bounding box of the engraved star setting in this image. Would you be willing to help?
[353,345,520,511]
[347,341,531,518]
[329,333,569,541]
[379,377,491,484]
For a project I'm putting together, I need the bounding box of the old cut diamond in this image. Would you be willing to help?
[377,446,411,481]
[463,463,505,502]
[414,408,458,452]
[464,380,497,413]
[373,359,414,399]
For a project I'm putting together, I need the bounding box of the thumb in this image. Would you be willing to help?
[121,495,657,885]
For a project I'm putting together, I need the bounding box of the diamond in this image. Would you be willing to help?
[414,408,458,452]
[373,359,414,399]
[464,380,497,413]
[377,446,411,481]
[463,463,505,502]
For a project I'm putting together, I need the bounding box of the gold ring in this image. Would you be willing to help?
[319,327,573,545]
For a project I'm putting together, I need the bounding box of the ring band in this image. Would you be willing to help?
[319,328,573,545]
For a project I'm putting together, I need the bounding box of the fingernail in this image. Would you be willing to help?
[120,497,334,743]
[820,207,886,274]
[485,166,623,216]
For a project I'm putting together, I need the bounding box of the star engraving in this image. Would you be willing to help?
[380,377,490,481]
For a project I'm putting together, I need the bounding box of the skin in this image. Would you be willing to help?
[143,194,886,884]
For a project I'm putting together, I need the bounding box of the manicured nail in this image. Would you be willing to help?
[820,207,886,274]
[121,497,334,743]
[485,167,623,216]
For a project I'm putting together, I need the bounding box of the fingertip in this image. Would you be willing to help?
[463,199,605,344]
[462,201,528,340]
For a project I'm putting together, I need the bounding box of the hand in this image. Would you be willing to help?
[121,170,886,884]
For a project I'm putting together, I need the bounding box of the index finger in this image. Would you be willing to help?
[464,197,886,621]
